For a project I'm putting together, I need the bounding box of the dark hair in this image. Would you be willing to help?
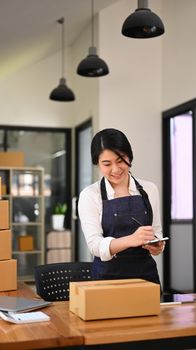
[91,128,133,166]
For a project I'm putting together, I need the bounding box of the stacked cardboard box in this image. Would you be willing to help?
[47,230,72,263]
[0,152,24,167]
[0,177,17,291]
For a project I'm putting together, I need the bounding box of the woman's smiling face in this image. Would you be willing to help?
[98,149,130,186]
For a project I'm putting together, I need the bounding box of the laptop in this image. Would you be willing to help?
[0,296,52,313]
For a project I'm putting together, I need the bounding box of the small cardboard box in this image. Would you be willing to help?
[47,230,71,248]
[1,184,7,196]
[0,200,9,230]
[0,259,17,291]
[0,152,24,167]
[69,279,160,320]
[47,248,71,264]
[0,230,12,260]
[18,235,34,251]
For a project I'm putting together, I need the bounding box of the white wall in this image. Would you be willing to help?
[72,18,99,130]
[162,0,196,110]
[70,19,100,194]
[98,0,163,280]
[0,0,195,284]
[0,49,74,127]
[99,0,162,184]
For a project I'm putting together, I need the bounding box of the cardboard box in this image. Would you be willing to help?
[0,230,11,260]
[47,248,71,263]
[18,235,34,251]
[0,177,1,198]
[0,200,9,230]
[1,184,7,196]
[0,259,17,291]
[47,230,71,248]
[69,279,160,320]
[0,152,24,167]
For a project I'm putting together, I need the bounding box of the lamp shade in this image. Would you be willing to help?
[122,7,165,38]
[49,78,75,102]
[49,17,76,102]
[77,47,109,77]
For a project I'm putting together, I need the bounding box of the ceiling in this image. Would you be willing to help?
[0,0,119,77]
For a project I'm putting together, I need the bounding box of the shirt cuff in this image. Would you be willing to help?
[99,237,115,261]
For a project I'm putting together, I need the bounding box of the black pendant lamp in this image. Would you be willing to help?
[122,0,165,39]
[77,0,109,77]
[49,17,75,102]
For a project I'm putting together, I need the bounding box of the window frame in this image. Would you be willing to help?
[162,99,196,292]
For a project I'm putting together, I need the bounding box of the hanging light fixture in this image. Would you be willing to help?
[49,17,75,102]
[121,0,165,39]
[77,0,109,77]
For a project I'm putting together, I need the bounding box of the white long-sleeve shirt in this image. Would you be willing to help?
[78,175,162,262]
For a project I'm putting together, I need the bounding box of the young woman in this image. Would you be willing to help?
[78,128,165,284]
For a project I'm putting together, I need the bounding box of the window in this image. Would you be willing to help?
[162,99,196,293]
[170,113,193,220]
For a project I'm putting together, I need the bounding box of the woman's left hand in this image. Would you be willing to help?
[142,240,165,256]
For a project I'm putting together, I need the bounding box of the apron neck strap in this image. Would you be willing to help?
[100,177,108,200]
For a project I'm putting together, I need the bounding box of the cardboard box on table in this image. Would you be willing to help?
[69,278,160,321]
[0,259,17,291]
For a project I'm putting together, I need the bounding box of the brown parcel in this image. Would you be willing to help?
[69,278,160,321]
[18,235,34,251]
[0,152,24,167]
[0,259,17,291]
[0,230,12,260]
[0,200,9,230]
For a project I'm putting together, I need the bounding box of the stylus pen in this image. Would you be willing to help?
[131,216,163,241]
[160,301,196,305]
[131,217,143,226]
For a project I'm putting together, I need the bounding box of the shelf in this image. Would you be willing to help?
[17,275,36,282]
[0,166,45,282]
[2,195,42,198]
[13,250,42,255]
[12,222,42,226]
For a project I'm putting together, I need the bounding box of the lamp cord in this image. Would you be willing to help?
[57,17,64,78]
[138,0,148,9]
[61,18,64,77]
[91,0,94,47]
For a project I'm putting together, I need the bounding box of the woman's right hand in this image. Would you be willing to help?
[129,226,154,247]
[109,226,155,256]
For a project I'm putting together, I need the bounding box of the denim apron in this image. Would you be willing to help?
[92,176,160,285]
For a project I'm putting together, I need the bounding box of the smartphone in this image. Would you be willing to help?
[147,237,169,245]
[0,310,50,324]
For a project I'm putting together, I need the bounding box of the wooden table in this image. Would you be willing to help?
[0,283,196,350]
[68,299,196,350]
[0,283,83,350]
